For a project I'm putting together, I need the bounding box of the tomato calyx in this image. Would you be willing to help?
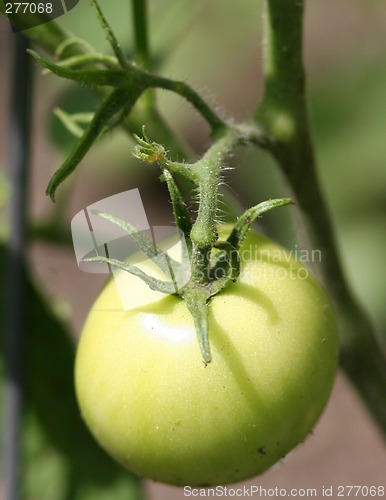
[83,129,294,362]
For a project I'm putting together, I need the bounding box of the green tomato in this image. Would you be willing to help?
[75,228,339,486]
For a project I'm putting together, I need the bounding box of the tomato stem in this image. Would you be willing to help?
[189,131,237,280]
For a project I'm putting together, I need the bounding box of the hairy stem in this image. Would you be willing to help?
[150,75,226,135]
[189,131,237,283]
[91,0,129,69]
[132,0,150,70]
[256,0,386,435]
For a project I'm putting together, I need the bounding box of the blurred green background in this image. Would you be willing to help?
[1,0,386,498]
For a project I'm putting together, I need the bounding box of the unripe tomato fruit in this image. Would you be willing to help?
[75,228,339,486]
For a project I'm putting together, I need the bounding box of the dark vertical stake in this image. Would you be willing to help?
[4,33,33,500]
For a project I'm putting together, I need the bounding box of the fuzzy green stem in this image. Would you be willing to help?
[133,130,199,182]
[131,0,155,113]
[161,169,193,251]
[256,0,386,435]
[91,0,129,69]
[190,132,236,248]
[149,76,226,135]
[188,131,239,285]
[189,246,211,285]
[132,0,150,70]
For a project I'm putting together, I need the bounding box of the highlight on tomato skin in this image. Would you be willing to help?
[74,227,339,487]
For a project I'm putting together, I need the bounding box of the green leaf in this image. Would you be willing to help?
[160,169,192,253]
[46,86,138,201]
[209,241,240,295]
[54,108,89,139]
[56,53,119,70]
[184,294,211,364]
[91,210,183,277]
[227,198,294,250]
[28,49,127,87]
[83,255,179,295]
